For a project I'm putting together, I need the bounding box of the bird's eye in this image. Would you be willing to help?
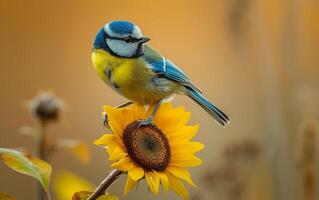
[124,37,131,43]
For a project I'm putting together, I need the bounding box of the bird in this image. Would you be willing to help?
[92,20,229,127]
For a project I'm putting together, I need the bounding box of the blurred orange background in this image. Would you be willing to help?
[0,0,318,200]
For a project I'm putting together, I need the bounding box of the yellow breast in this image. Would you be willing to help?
[91,49,160,104]
[91,49,133,84]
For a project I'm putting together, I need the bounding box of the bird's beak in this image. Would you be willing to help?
[140,37,150,43]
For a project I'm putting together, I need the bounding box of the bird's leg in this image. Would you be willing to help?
[103,101,132,128]
[138,99,163,127]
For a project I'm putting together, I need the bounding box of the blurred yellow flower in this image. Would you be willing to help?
[0,192,16,200]
[53,170,94,200]
[57,139,90,163]
[95,103,204,200]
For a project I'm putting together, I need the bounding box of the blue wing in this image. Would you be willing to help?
[142,45,202,92]
[142,45,229,126]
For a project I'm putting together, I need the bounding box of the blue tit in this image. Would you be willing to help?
[92,20,229,127]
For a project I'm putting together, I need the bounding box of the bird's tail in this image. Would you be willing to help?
[186,88,230,127]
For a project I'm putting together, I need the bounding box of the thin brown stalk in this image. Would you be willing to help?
[36,121,52,200]
[88,169,123,200]
[44,190,52,200]
[301,121,316,200]
[37,122,47,160]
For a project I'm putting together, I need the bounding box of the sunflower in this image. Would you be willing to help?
[95,103,204,200]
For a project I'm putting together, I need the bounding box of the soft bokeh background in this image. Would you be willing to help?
[0,0,319,199]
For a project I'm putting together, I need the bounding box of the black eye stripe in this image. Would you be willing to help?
[105,33,141,43]
[124,37,130,43]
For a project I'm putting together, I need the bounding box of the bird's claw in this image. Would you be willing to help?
[137,118,152,128]
[102,112,110,128]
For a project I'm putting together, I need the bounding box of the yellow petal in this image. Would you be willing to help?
[103,104,148,136]
[128,166,144,181]
[118,106,143,128]
[120,109,134,126]
[154,103,173,117]
[153,104,173,127]
[108,121,124,138]
[154,104,191,129]
[131,104,147,120]
[167,173,189,200]
[145,171,160,194]
[166,166,195,186]
[111,157,133,171]
[166,125,199,142]
[103,106,126,136]
[94,134,117,146]
[170,155,202,167]
[157,172,169,192]
[108,147,127,161]
[103,105,119,117]
[95,134,125,152]
[173,107,191,126]
[171,142,205,154]
[106,145,116,155]
[124,176,137,196]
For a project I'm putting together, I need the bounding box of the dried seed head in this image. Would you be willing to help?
[29,92,62,122]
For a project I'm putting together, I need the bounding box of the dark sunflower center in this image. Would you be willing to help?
[122,121,171,171]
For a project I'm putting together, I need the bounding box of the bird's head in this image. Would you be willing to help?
[93,20,150,58]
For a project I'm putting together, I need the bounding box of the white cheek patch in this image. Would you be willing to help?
[106,39,139,57]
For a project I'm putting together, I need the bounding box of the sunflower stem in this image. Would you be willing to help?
[88,169,123,200]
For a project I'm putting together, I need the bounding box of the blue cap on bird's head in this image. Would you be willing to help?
[93,20,150,58]
[108,21,135,35]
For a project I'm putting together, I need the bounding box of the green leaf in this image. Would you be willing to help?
[0,192,16,200]
[0,148,52,191]
[72,191,119,200]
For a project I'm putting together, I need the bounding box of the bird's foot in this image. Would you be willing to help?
[137,118,153,128]
[102,112,110,128]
